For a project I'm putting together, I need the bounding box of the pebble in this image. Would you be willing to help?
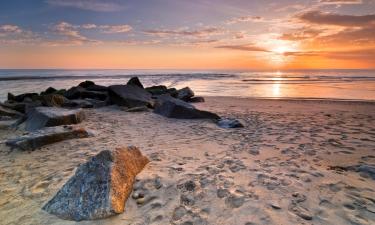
[172,206,187,220]
[136,197,145,205]
[184,181,196,191]
[181,194,195,206]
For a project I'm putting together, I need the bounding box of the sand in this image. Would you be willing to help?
[0,97,374,225]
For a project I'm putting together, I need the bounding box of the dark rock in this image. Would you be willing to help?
[63,99,94,109]
[81,91,108,101]
[356,165,375,180]
[1,101,42,113]
[187,97,205,103]
[153,95,220,120]
[145,85,168,95]
[25,107,85,131]
[86,84,108,92]
[43,146,149,221]
[0,105,24,118]
[167,88,178,97]
[125,106,149,112]
[184,181,196,191]
[127,77,144,89]
[8,92,39,102]
[41,87,57,95]
[217,118,244,128]
[40,94,69,107]
[6,126,90,151]
[177,87,194,101]
[64,86,85,100]
[78,80,95,88]
[108,85,152,108]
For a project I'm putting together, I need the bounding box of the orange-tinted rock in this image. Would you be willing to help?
[43,146,149,221]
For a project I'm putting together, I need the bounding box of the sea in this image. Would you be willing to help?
[0,69,375,102]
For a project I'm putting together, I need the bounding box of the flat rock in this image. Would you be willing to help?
[0,105,23,118]
[154,95,220,120]
[217,118,244,128]
[6,126,90,150]
[43,146,149,221]
[25,107,85,131]
[108,85,152,108]
[0,120,18,129]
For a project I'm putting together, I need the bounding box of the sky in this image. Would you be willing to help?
[0,0,374,69]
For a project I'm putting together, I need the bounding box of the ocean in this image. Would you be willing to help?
[0,69,375,102]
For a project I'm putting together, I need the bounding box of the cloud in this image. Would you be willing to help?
[284,49,375,60]
[281,10,375,45]
[226,16,264,25]
[46,0,124,12]
[144,27,222,38]
[49,21,97,46]
[297,10,375,27]
[215,44,269,52]
[0,24,38,44]
[319,0,363,5]
[99,25,132,33]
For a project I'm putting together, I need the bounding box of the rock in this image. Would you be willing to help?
[184,181,196,191]
[0,105,23,118]
[291,206,313,220]
[80,91,108,101]
[172,206,187,220]
[7,92,39,102]
[125,106,149,112]
[41,87,57,95]
[63,99,94,108]
[64,86,85,100]
[6,126,90,150]
[42,146,149,221]
[180,194,195,206]
[40,94,69,107]
[0,120,18,129]
[356,165,375,180]
[127,77,144,89]
[86,84,108,92]
[187,97,205,103]
[1,101,42,113]
[145,85,168,96]
[78,80,95,88]
[25,107,85,131]
[217,118,244,128]
[177,87,194,101]
[153,95,220,120]
[108,85,152,108]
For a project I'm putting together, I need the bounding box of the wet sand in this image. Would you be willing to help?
[0,97,375,225]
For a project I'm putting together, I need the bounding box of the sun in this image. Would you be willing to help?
[273,46,290,54]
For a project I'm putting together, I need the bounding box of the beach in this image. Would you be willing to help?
[1,97,374,225]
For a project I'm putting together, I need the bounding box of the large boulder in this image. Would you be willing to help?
[1,100,42,113]
[0,104,24,118]
[154,95,220,120]
[25,107,85,131]
[86,84,108,92]
[6,126,90,151]
[43,146,149,221]
[64,86,85,100]
[40,94,69,107]
[145,85,168,96]
[78,80,95,88]
[8,92,39,102]
[108,85,152,108]
[177,87,194,101]
[127,77,144,89]
[40,87,57,95]
[80,91,108,101]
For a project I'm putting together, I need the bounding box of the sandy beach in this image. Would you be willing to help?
[0,97,374,225]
